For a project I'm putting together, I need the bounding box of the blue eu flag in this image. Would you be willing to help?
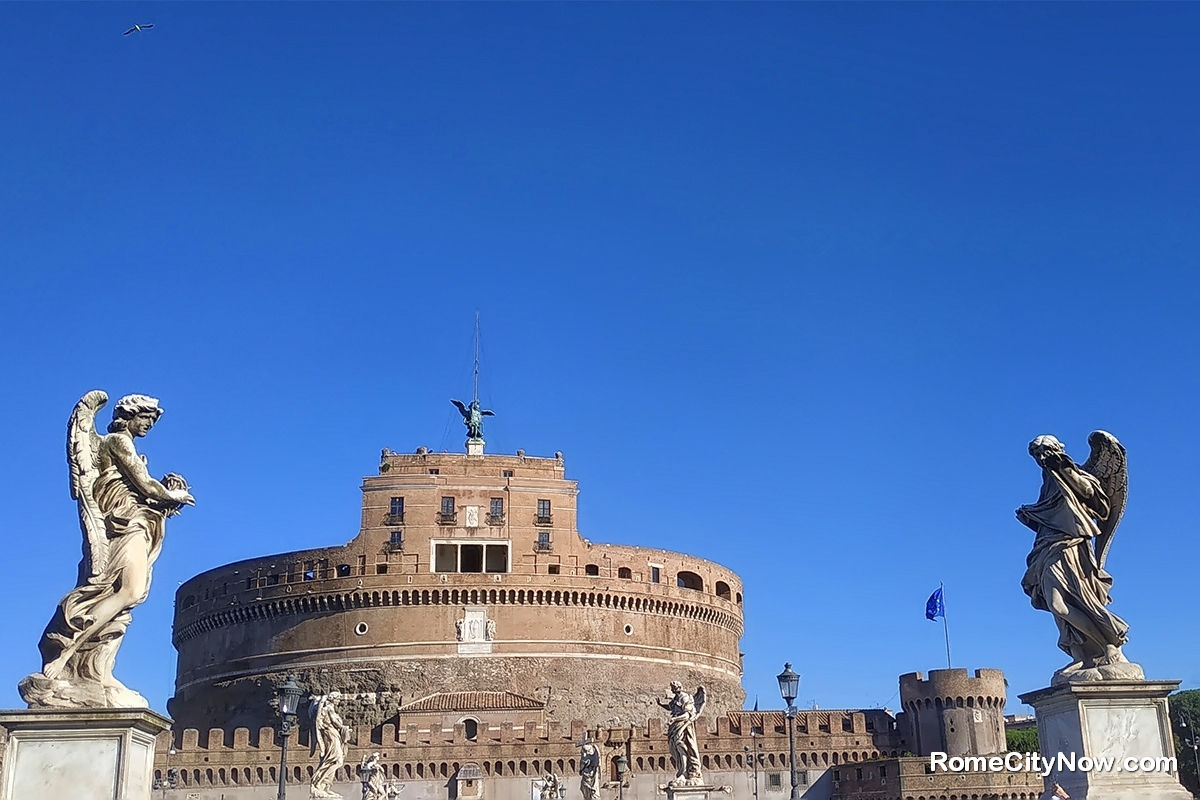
[925,587,945,621]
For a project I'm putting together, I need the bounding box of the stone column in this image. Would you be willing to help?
[1019,680,1192,800]
[0,707,170,800]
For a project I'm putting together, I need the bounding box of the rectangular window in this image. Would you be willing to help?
[536,531,551,550]
[268,573,281,586]
[484,544,508,573]
[357,555,366,575]
[651,566,661,583]
[767,774,782,789]
[460,544,484,573]
[879,766,887,778]
[502,469,514,478]
[490,497,504,517]
[432,541,511,574]
[855,768,862,781]
[843,717,853,732]
[866,717,875,732]
[435,543,457,573]
[441,497,455,516]
[536,499,552,523]
[429,468,439,475]
[389,496,404,519]
[832,770,840,782]
[375,563,388,575]
[389,530,404,548]
[303,561,315,581]
[547,564,560,575]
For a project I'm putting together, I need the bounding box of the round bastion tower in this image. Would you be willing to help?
[169,445,745,732]
[899,668,1007,757]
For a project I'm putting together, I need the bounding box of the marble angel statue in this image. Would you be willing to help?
[311,691,351,798]
[359,752,402,800]
[657,681,706,787]
[19,391,194,709]
[578,736,601,800]
[1017,430,1143,684]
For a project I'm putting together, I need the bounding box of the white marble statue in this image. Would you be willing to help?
[578,738,601,800]
[656,681,705,787]
[537,773,563,800]
[1017,431,1144,684]
[19,391,194,709]
[311,692,351,799]
[359,752,402,800]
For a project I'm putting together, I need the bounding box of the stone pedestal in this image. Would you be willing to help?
[466,438,485,455]
[0,707,170,800]
[1019,680,1192,800]
[662,784,731,800]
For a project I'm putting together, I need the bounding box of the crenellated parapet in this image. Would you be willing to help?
[898,668,1008,757]
[152,709,908,792]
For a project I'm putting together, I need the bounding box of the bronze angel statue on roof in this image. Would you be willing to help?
[19,391,194,709]
[451,398,494,441]
[1017,430,1144,684]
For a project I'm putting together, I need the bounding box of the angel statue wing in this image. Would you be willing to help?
[67,390,109,585]
[450,399,469,419]
[308,695,324,755]
[693,685,706,719]
[1080,430,1127,569]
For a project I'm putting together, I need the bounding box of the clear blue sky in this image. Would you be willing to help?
[2,3,1198,718]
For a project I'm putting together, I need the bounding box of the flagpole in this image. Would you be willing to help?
[941,581,952,669]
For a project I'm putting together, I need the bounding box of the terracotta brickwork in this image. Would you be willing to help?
[151,708,908,797]
[169,449,745,731]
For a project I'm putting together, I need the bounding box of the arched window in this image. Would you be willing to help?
[676,571,704,591]
[463,718,478,741]
[715,581,731,600]
[618,567,632,579]
[585,564,600,576]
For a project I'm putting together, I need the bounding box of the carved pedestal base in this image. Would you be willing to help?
[466,438,485,456]
[661,783,732,800]
[1019,680,1192,800]
[0,707,169,800]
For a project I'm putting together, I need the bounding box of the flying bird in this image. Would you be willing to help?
[123,23,154,35]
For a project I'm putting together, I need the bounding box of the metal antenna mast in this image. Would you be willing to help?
[472,311,480,404]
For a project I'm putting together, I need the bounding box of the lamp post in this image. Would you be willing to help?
[615,753,628,800]
[1180,707,1200,791]
[275,674,303,800]
[777,663,801,800]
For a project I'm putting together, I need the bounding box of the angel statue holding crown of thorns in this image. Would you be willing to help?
[1016,430,1145,685]
[18,391,194,709]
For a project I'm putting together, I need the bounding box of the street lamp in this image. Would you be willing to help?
[275,674,303,800]
[777,663,801,800]
[1179,708,1200,790]
[615,753,628,800]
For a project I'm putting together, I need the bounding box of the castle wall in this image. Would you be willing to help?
[169,450,746,731]
[151,710,905,799]
[898,669,1007,757]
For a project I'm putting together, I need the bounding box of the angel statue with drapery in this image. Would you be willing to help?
[1017,431,1144,685]
[311,691,351,799]
[656,681,706,787]
[18,391,194,709]
[451,398,494,442]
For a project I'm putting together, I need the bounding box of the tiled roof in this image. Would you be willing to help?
[398,691,545,713]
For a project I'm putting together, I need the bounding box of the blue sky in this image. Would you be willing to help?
[2,3,1199,718]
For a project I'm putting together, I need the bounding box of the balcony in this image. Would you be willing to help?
[486,513,505,526]
[534,540,552,552]
[436,512,457,525]
[534,515,553,526]
[384,513,405,526]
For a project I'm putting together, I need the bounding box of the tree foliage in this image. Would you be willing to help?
[1006,727,1039,753]
[1170,688,1200,799]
